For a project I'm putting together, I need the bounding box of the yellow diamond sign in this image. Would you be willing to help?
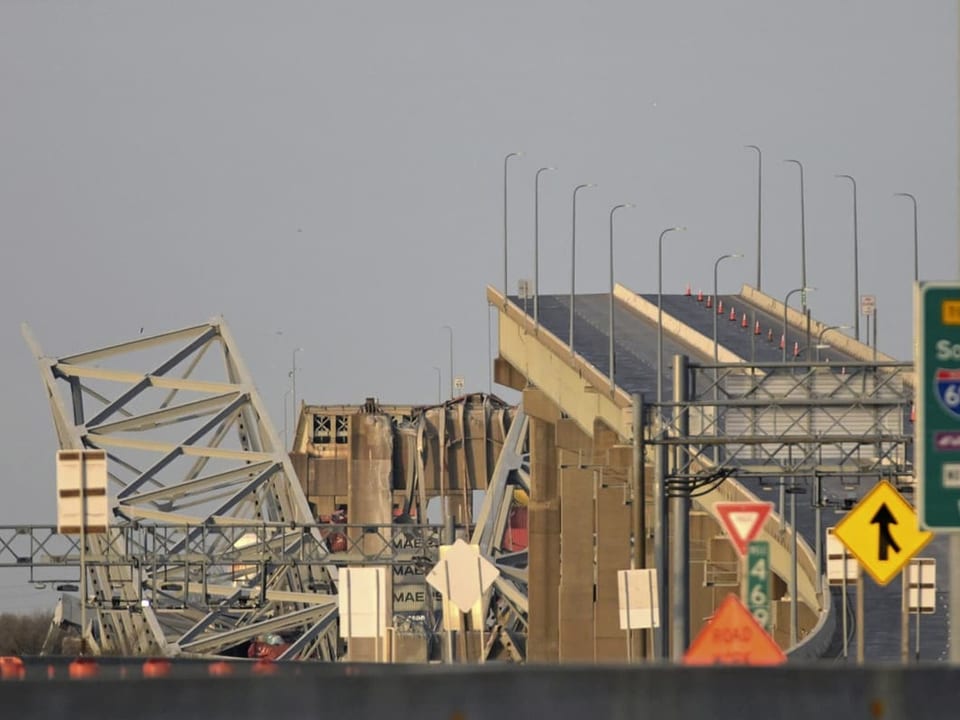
[833,480,934,586]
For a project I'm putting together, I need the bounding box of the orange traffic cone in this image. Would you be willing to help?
[741,313,748,329]
[729,307,737,321]
[697,288,704,302]
[706,295,713,309]
[754,320,761,335]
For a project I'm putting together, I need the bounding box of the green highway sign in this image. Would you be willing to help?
[917,282,960,530]
[746,541,771,632]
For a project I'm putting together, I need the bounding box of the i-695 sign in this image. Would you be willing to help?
[917,283,960,530]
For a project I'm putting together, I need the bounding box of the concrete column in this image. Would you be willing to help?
[525,388,561,662]
[347,413,394,662]
[557,419,596,661]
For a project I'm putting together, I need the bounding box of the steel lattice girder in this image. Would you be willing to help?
[650,361,914,483]
[22,319,337,659]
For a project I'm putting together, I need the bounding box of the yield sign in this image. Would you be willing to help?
[715,501,772,556]
[833,480,934,586]
[684,593,786,666]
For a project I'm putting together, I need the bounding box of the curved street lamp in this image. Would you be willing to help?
[783,287,814,362]
[835,174,860,342]
[893,192,919,284]
[570,183,597,355]
[713,253,743,363]
[745,145,762,290]
[534,166,557,327]
[816,324,852,361]
[503,152,523,294]
[608,203,636,393]
[784,159,807,308]
[658,226,687,404]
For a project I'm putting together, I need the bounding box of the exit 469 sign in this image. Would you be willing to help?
[917,282,960,530]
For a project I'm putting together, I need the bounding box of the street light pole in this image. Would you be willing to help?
[894,192,919,284]
[441,325,454,400]
[432,366,442,405]
[713,253,743,362]
[782,288,813,362]
[836,174,860,342]
[503,152,523,294]
[291,347,304,438]
[534,166,556,328]
[658,227,687,405]
[608,203,635,394]
[570,183,596,355]
[785,159,807,309]
[816,324,852,361]
[282,388,292,450]
[745,145,762,290]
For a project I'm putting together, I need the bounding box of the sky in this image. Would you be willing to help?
[0,1,956,611]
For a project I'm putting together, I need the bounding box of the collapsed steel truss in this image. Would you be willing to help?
[17,319,531,661]
[21,319,341,658]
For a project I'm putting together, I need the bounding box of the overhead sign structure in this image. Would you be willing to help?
[426,538,500,614]
[917,282,960,530]
[715,501,772,556]
[833,480,933,586]
[617,568,659,630]
[683,593,786,666]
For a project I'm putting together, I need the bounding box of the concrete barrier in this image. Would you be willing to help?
[3,663,958,719]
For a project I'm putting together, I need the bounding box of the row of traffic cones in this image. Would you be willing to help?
[688,284,807,356]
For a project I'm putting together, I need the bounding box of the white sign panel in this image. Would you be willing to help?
[826,527,859,584]
[338,566,388,639]
[426,539,500,613]
[907,558,937,614]
[861,294,876,317]
[56,450,109,534]
[617,568,659,630]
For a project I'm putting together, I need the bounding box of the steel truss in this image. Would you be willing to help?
[20,319,530,661]
[653,361,913,488]
[470,408,529,661]
[21,319,342,658]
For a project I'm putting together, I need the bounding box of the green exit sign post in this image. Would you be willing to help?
[746,541,771,632]
[917,282,960,530]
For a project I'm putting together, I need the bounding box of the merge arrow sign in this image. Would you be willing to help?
[870,503,901,562]
[833,480,933,586]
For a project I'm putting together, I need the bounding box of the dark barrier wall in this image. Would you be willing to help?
[2,664,959,720]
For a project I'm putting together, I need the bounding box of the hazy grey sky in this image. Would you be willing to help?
[0,1,956,610]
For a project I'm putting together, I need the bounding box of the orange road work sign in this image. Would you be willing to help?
[683,594,786,666]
